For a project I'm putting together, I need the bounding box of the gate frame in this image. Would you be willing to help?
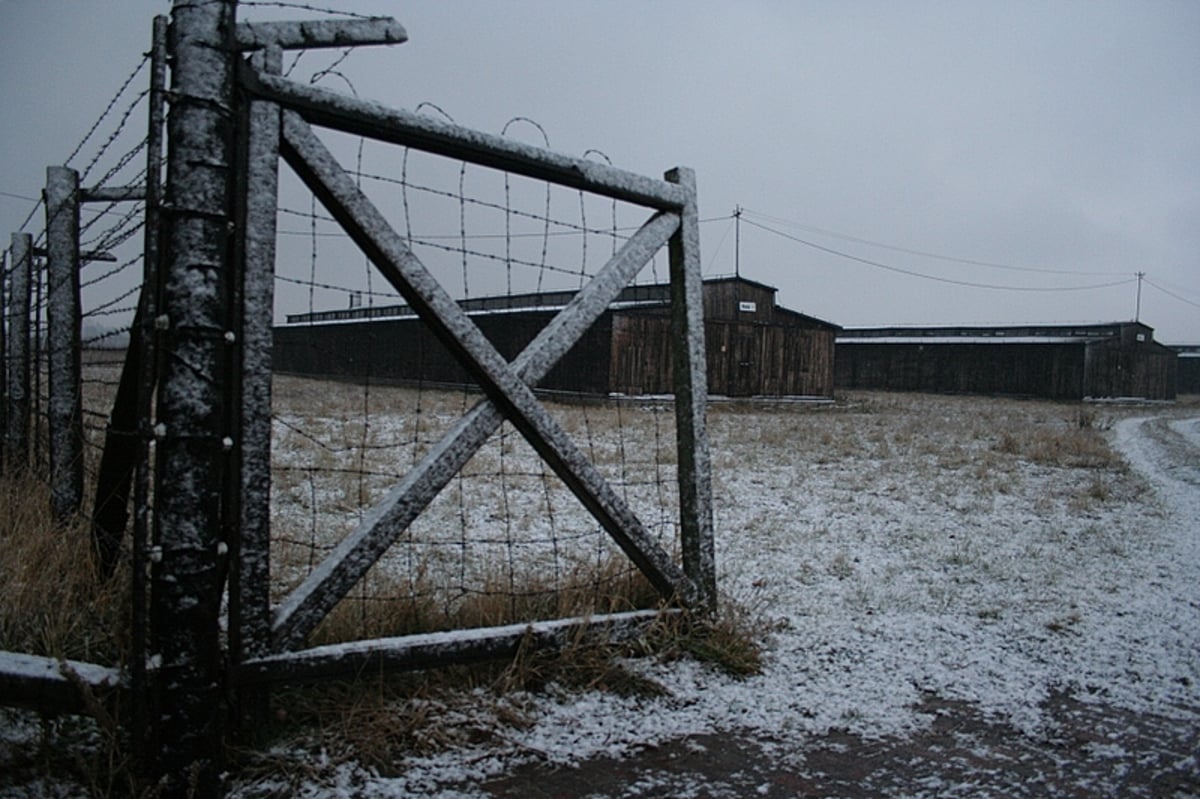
[229,61,716,680]
[229,24,715,676]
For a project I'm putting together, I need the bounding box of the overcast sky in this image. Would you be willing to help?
[2,1,1198,342]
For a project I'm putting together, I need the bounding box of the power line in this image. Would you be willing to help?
[1144,278,1200,311]
[0,190,40,204]
[738,207,1129,277]
[741,216,1137,293]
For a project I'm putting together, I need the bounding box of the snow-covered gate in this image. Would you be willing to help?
[0,3,714,790]
[129,1,714,791]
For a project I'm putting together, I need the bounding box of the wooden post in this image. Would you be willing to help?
[129,12,168,769]
[5,235,32,472]
[0,249,5,467]
[666,167,716,613]
[44,166,85,521]
[150,1,237,794]
[228,42,281,729]
[90,15,169,576]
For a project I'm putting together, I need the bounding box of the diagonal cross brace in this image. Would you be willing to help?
[274,112,694,650]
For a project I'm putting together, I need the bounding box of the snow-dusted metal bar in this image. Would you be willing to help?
[245,67,689,211]
[240,610,674,686]
[4,234,32,470]
[236,17,407,51]
[666,167,716,612]
[273,112,693,649]
[0,652,124,715]
[151,2,236,792]
[81,184,146,202]
[44,166,84,521]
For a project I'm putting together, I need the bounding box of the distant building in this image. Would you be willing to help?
[835,322,1177,401]
[274,276,841,399]
[1170,345,1200,394]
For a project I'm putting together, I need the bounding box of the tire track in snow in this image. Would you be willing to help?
[1105,415,1200,711]
[1115,414,1200,500]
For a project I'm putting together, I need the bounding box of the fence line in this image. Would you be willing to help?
[0,5,715,796]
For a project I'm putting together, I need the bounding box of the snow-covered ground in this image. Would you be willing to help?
[2,391,1196,797]
[232,391,1200,797]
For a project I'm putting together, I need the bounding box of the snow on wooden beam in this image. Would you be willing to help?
[666,167,717,613]
[31,245,117,263]
[243,66,689,210]
[81,184,146,202]
[235,17,407,51]
[238,610,674,686]
[0,651,123,715]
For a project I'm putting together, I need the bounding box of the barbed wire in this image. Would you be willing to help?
[240,1,381,19]
[63,54,149,175]
[501,117,552,295]
[346,171,635,242]
[77,92,151,187]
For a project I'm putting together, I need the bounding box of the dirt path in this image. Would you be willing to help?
[480,693,1199,798]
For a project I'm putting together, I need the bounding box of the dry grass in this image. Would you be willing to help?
[307,557,666,646]
[0,471,145,799]
[0,471,127,664]
[247,599,766,782]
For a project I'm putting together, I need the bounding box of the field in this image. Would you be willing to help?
[241,389,1200,797]
[2,388,1198,797]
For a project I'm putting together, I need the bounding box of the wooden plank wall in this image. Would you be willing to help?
[835,343,1089,399]
[1084,340,1177,400]
[702,280,777,323]
[1178,358,1200,395]
[273,311,614,394]
[607,312,838,398]
[275,281,841,399]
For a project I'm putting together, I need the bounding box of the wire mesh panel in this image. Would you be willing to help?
[267,119,688,647]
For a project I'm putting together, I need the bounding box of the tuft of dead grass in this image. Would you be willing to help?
[989,409,1121,469]
[0,472,127,665]
[654,600,768,679]
[238,595,766,788]
[307,558,665,647]
[0,472,147,799]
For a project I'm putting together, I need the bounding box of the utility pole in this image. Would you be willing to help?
[734,205,741,277]
[1135,271,1144,322]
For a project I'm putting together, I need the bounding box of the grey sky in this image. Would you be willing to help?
[2,1,1198,341]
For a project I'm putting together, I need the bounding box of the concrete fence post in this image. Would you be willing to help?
[149,1,237,794]
[229,41,282,732]
[44,166,85,521]
[5,233,33,472]
[666,167,716,614]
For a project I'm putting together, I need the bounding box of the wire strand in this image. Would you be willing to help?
[739,207,1130,277]
[742,217,1138,293]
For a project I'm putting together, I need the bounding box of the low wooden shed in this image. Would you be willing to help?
[274,275,840,398]
[1171,345,1200,394]
[835,322,1177,401]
